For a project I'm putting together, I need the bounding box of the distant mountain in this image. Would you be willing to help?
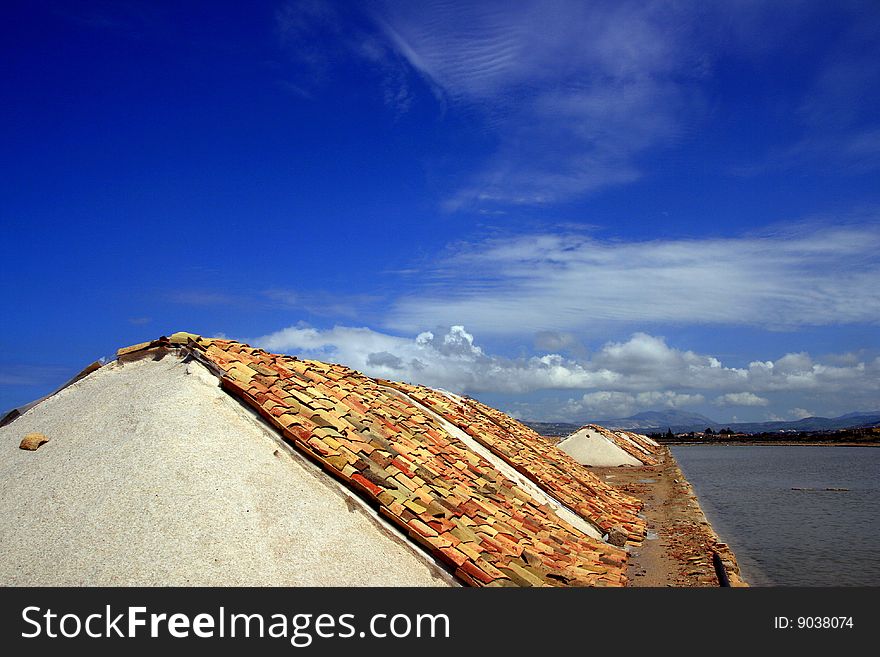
[719,412,880,434]
[589,409,880,434]
[837,411,880,420]
[521,410,718,437]
[523,409,880,436]
[596,410,718,432]
[521,421,580,437]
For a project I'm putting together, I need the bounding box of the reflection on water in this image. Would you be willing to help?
[671,446,880,586]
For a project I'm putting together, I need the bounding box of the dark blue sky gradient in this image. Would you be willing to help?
[2,1,878,421]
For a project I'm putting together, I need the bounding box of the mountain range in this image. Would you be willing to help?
[523,409,880,436]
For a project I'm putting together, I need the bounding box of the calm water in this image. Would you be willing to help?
[671,446,880,586]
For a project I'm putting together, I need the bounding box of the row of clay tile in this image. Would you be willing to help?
[185,337,629,587]
[617,430,663,456]
[384,383,647,543]
[465,402,650,539]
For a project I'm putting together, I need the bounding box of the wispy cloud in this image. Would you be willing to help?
[371,0,705,207]
[53,0,162,36]
[261,288,382,318]
[167,287,379,317]
[385,221,880,334]
[0,364,73,388]
[797,13,880,132]
[275,0,416,112]
[278,2,880,202]
[275,0,343,79]
[740,6,880,174]
[167,291,245,307]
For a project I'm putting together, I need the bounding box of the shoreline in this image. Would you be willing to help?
[588,447,747,587]
[664,441,878,447]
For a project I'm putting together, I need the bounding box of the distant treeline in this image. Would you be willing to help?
[651,427,880,445]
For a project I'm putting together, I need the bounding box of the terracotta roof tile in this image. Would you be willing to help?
[383,384,647,542]
[616,429,663,455]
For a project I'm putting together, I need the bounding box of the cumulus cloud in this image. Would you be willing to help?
[387,223,880,333]
[565,390,705,420]
[250,324,880,420]
[714,392,769,407]
[533,331,581,354]
[768,407,817,422]
[254,323,606,393]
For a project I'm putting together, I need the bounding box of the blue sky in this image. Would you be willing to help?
[2,0,879,422]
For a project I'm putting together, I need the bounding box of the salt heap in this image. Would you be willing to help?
[558,424,661,467]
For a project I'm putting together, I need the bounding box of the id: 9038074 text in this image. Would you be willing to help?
[773,616,853,629]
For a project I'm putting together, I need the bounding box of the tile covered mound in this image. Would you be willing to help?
[616,430,663,457]
[118,333,629,587]
[467,398,657,507]
[381,383,646,542]
[582,424,659,467]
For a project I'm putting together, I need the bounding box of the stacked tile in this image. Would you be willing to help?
[584,424,659,467]
[382,383,646,543]
[616,430,663,456]
[462,398,656,510]
[124,334,629,587]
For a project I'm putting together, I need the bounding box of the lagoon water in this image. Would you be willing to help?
[671,445,880,586]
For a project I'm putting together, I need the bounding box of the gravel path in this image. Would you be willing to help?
[589,449,745,586]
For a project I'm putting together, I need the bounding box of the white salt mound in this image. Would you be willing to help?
[558,426,642,467]
[0,357,452,586]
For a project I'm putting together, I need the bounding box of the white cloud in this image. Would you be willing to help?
[533,331,582,354]
[788,407,814,420]
[566,390,705,419]
[714,392,769,407]
[253,323,611,394]
[767,407,816,422]
[387,223,880,333]
[250,324,880,420]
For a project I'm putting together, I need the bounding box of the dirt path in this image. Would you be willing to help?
[588,447,746,587]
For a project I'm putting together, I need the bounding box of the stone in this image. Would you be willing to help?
[606,525,628,547]
[20,432,49,451]
[168,331,200,345]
